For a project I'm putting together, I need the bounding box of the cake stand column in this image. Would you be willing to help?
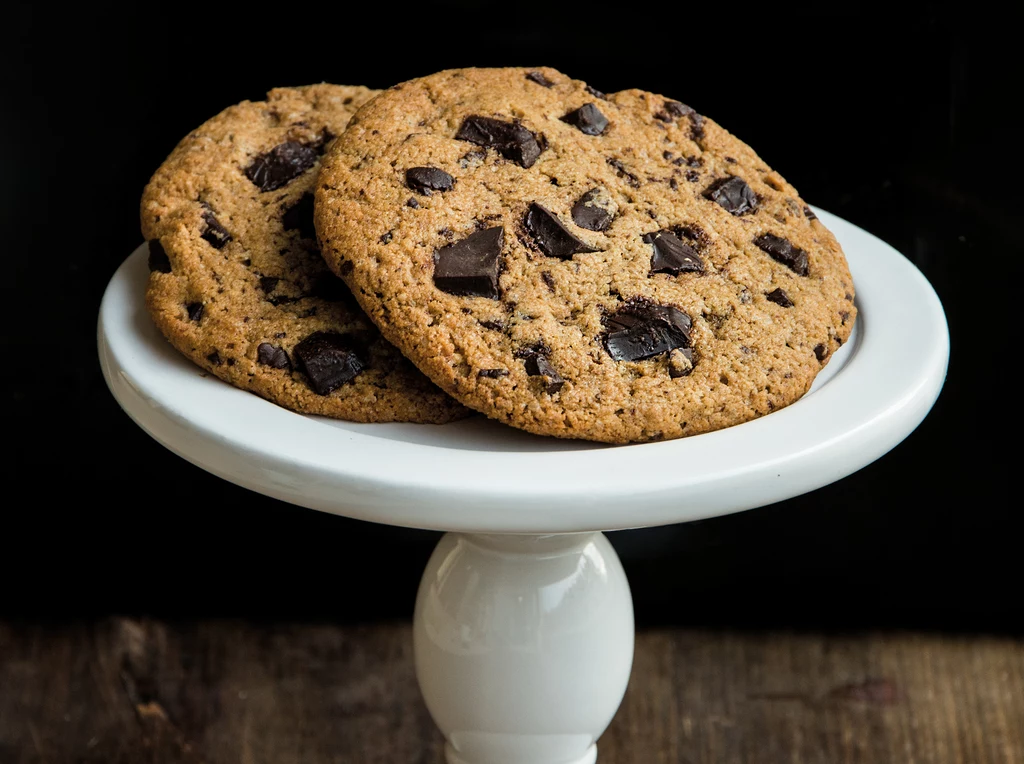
[414,532,634,764]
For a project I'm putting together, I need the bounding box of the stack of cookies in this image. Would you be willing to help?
[141,68,856,444]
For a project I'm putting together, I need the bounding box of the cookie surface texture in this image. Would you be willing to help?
[315,68,856,442]
[141,84,468,423]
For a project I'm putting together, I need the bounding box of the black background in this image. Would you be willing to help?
[4,4,1018,631]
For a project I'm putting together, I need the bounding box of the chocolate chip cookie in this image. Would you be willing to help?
[315,67,856,443]
[141,85,468,423]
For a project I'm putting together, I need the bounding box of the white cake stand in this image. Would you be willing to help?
[98,208,947,764]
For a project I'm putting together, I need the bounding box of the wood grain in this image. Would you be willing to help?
[1,620,1021,763]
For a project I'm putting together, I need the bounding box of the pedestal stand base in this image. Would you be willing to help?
[414,533,633,764]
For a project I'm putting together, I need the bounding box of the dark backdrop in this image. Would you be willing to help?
[4,4,1017,630]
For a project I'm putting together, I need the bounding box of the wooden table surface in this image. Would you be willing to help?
[1,619,1021,763]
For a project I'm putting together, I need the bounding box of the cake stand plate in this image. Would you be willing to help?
[98,208,948,764]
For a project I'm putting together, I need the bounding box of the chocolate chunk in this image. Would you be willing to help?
[186,302,204,321]
[689,113,705,141]
[606,157,640,188]
[525,71,554,87]
[406,166,455,194]
[571,189,614,231]
[379,231,393,244]
[201,209,232,249]
[585,84,607,99]
[656,101,704,140]
[664,100,694,119]
[244,141,318,192]
[406,197,420,208]
[282,193,316,240]
[814,343,828,362]
[478,368,509,379]
[675,223,710,250]
[259,276,279,293]
[480,319,506,332]
[433,227,503,299]
[560,103,609,136]
[524,354,564,394]
[293,331,364,394]
[541,271,556,291]
[685,170,700,183]
[257,343,290,370]
[668,347,694,378]
[525,203,598,260]
[703,176,758,215]
[804,206,818,220]
[765,288,794,307]
[754,233,809,276]
[206,351,222,366]
[147,239,171,273]
[644,230,704,275]
[455,116,542,168]
[603,298,692,362]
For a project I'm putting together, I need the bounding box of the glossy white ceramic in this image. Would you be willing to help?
[99,208,948,764]
[415,533,632,764]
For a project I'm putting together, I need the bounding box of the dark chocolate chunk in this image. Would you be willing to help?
[433,227,503,299]
[685,170,700,183]
[571,189,614,231]
[524,354,564,394]
[541,271,556,291]
[689,113,705,141]
[765,288,794,307]
[656,101,704,140]
[380,231,393,244]
[201,209,232,249]
[814,343,828,362]
[480,319,506,332]
[585,84,607,99]
[703,176,758,215]
[606,157,640,188]
[259,276,279,294]
[186,302,204,321]
[293,331,364,394]
[244,141,318,192]
[560,103,609,136]
[147,239,171,273]
[754,233,809,276]
[257,343,290,370]
[669,177,679,190]
[525,71,554,87]
[282,193,316,240]
[644,230,704,275]
[478,368,509,379]
[675,223,710,250]
[664,100,694,119]
[455,116,542,168]
[804,206,818,220]
[206,351,222,366]
[525,203,598,260]
[406,166,455,194]
[406,197,420,208]
[603,298,692,362]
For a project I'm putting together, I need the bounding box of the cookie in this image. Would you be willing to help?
[141,85,468,423]
[315,67,856,443]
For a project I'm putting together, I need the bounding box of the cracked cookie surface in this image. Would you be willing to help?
[141,84,468,423]
[315,68,856,442]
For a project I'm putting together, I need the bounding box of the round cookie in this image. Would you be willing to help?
[141,84,468,423]
[315,67,857,443]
